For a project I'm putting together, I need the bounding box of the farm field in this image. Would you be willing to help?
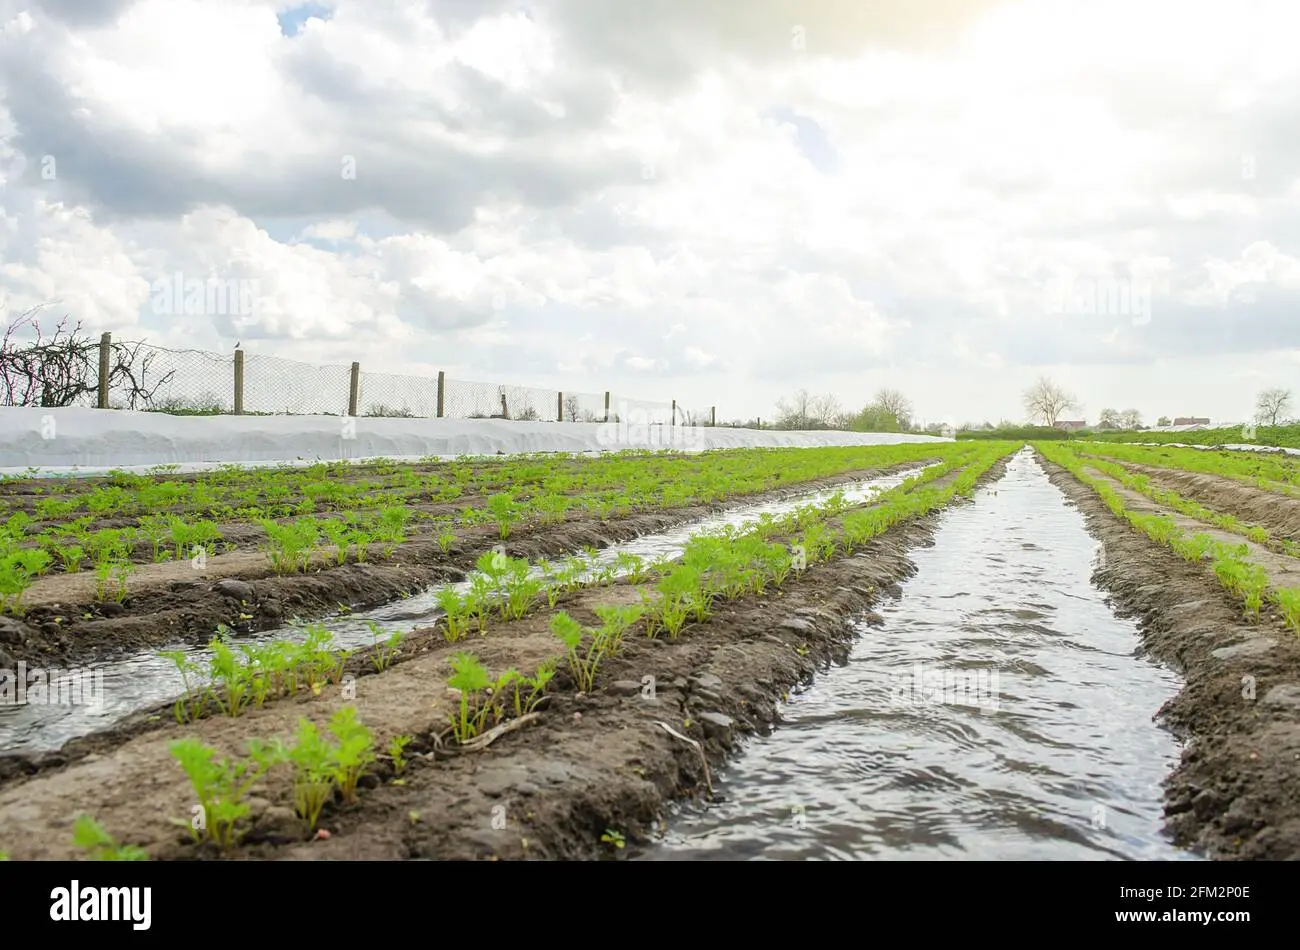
[1,436,1298,861]
[1082,423,1300,451]
[0,440,965,668]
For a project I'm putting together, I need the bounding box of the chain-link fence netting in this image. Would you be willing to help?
[107,343,236,412]
[243,354,352,415]
[2,329,718,423]
[442,378,549,421]
[357,370,439,418]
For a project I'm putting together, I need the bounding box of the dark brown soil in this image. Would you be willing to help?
[1,462,926,668]
[1110,460,1300,543]
[0,458,1009,861]
[1038,453,1300,860]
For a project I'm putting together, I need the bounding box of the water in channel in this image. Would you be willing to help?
[1,466,931,754]
[637,448,1196,861]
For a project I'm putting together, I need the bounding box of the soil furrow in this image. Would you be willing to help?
[0,458,1008,861]
[1039,453,1300,860]
[1,461,929,667]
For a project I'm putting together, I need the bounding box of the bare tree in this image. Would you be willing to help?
[1156,415,1171,427]
[563,394,581,422]
[1,307,176,409]
[773,388,815,429]
[810,392,842,428]
[774,390,843,429]
[1255,387,1293,426]
[1022,376,1080,427]
[1096,408,1121,430]
[1119,408,1142,430]
[872,388,914,430]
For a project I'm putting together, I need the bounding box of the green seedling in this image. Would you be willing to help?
[615,551,649,583]
[502,560,543,620]
[328,705,376,804]
[601,829,625,849]
[436,586,471,641]
[72,814,148,861]
[169,736,281,850]
[487,493,522,539]
[159,649,208,723]
[550,611,613,693]
[447,651,492,744]
[283,719,335,832]
[54,544,86,573]
[0,549,51,614]
[367,621,403,672]
[592,603,645,656]
[206,634,254,718]
[504,659,556,719]
[319,518,353,565]
[388,735,412,776]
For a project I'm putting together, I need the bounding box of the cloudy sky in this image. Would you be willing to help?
[2,0,1299,427]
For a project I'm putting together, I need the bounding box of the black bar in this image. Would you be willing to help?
[0,860,1270,936]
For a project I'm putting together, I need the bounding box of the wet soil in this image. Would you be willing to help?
[1039,454,1300,860]
[0,462,926,668]
[1074,464,1300,592]
[1108,460,1300,544]
[0,459,1009,860]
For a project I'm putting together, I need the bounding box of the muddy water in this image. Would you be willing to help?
[638,449,1198,861]
[0,466,930,754]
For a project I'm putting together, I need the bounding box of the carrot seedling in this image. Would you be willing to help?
[285,719,335,832]
[328,705,376,804]
[388,735,412,776]
[448,652,492,744]
[71,814,148,861]
[169,736,281,850]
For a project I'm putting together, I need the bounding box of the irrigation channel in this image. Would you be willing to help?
[0,465,931,755]
[636,448,1198,861]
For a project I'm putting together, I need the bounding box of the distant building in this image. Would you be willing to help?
[1053,420,1087,432]
[1172,417,1210,426]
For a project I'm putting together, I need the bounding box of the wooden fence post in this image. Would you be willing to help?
[97,333,111,408]
[671,399,676,426]
[604,391,610,422]
[710,406,715,426]
[557,391,564,422]
[233,349,245,414]
[436,371,445,418]
[348,362,360,416]
[500,393,509,418]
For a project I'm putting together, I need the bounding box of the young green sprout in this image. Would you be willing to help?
[72,814,148,861]
[447,652,492,744]
[169,736,281,850]
[328,706,376,804]
[388,735,412,776]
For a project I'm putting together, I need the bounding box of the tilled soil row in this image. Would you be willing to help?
[1039,454,1300,860]
[1100,459,1300,544]
[0,459,1008,860]
[1,462,930,667]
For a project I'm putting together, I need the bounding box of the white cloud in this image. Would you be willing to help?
[2,0,1300,424]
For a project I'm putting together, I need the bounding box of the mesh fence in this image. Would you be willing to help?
[107,344,237,412]
[358,370,439,418]
[244,354,351,415]
[1,333,720,424]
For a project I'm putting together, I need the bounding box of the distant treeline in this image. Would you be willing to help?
[956,426,1070,441]
[955,423,1300,450]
